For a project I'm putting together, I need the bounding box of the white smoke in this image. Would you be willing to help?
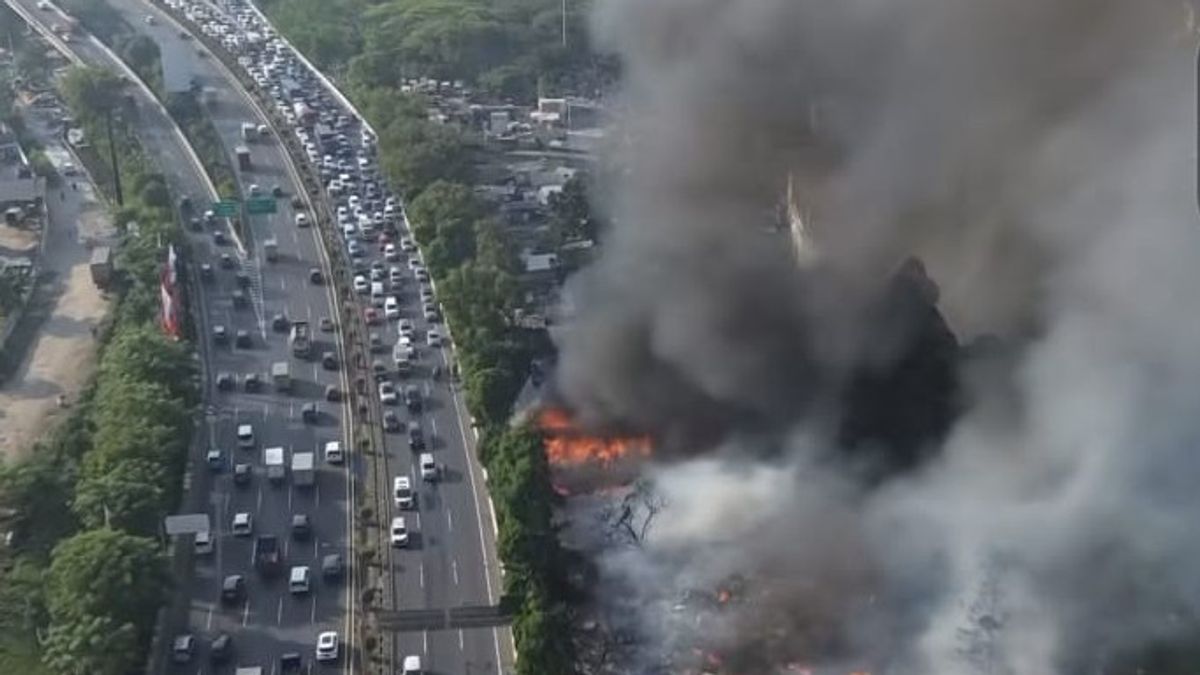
[563,0,1200,671]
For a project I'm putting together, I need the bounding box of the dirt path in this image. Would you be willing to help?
[0,109,116,460]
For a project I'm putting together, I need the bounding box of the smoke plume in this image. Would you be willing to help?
[554,0,1200,671]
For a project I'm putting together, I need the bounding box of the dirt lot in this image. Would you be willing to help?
[0,175,114,460]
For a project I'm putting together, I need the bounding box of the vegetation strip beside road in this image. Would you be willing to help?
[0,65,198,675]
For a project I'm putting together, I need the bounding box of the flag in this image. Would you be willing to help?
[166,244,178,288]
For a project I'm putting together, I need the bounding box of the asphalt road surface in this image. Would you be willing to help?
[119,0,513,667]
[6,1,354,672]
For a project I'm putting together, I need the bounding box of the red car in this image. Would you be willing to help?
[364,307,380,325]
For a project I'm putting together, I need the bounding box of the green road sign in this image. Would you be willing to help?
[245,197,277,215]
[211,200,239,217]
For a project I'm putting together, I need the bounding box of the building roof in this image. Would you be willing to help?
[523,253,559,274]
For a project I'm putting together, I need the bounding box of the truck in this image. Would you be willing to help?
[236,669,263,675]
[89,246,113,288]
[264,446,286,483]
[252,535,282,577]
[292,101,316,126]
[264,237,278,262]
[235,145,251,171]
[240,122,257,142]
[271,361,291,392]
[393,342,412,377]
[289,321,311,359]
[292,451,315,487]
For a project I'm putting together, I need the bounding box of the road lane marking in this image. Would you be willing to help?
[206,604,214,630]
[281,275,287,291]
[256,484,263,514]
[316,481,321,508]
[288,481,294,511]
[414,511,421,530]
[313,535,319,559]
[458,629,465,651]
[312,363,319,381]
[242,599,250,626]
[311,593,317,623]
[283,537,290,560]
[277,596,284,625]
[452,559,459,586]
[430,418,438,437]
[446,508,452,532]
[423,631,428,655]
[418,562,424,588]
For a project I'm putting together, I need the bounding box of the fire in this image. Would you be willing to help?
[537,408,652,467]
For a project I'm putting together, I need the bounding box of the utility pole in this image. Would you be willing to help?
[104,110,123,206]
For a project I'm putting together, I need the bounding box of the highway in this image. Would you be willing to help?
[5,0,355,672]
[114,0,512,672]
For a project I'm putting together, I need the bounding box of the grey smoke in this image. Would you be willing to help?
[555,0,1200,671]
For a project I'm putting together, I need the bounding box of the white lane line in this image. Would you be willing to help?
[206,604,214,630]
[283,536,290,560]
[313,535,319,559]
[312,363,319,381]
[276,596,284,625]
[292,229,299,247]
[306,304,313,322]
[281,275,288,291]
[256,484,263,514]
[423,631,428,655]
[288,481,294,511]
[458,629,465,651]
[430,417,438,437]
[452,559,459,586]
[310,593,317,624]
[414,511,421,530]
[242,600,250,627]
[315,481,321,509]
[263,403,270,418]
[446,508,453,533]
[418,562,424,588]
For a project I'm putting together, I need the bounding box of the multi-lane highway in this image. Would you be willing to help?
[108,0,512,672]
[5,0,355,671]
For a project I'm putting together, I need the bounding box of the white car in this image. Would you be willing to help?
[401,655,422,675]
[393,476,413,509]
[379,381,398,405]
[353,274,368,294]
[370,266,386,281]
[420,287,434,303]
[419,453,438,481]
[423,304,439,323]
[315,631,339,662]
[398,319,415,338]
[36,0,50,9]
[144,14,155,24]
[193,530,214,556]
[295,213,309,227]
[400,237,416,252]
[384,296,401,320]
[231,512,252,537]
[390,517,409,547]
[237,423,254,449]
[384,243,400,261]
[426,329,442,347]
[324,440,344,464]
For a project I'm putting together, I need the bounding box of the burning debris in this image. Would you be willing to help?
[538,407,654,495]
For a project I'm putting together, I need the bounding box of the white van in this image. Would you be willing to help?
[393,476,413,509]
[194,530,214,556]
[419,453,437,481]
[324,440,344,464]
[370,282,386,307]
[401,655,421,675]
[289,566,310,594]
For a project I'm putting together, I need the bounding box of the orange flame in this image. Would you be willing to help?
[538,408,652,467]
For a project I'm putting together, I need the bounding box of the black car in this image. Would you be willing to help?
[212,325,228,344]
[199,263,214,281]
[244,372,262,392]
[235,330,252,348]
[213,230,227,245]
[321,553,345,580]
[179,195,193,213]
[209,633,233,664]
[407,422,425,450]
[291,514,311,539]
[220,575,245,604]
[280,653,303,674]
[189,217,202,231]
[216,372,234,391]
[233,463,252,486]
[309,267,323,284]
[301,403,319,423]
[372,360,389,382]
[404,386,421,412]
[219,253,235,269]
[272,313,290,332]
[383,410,401,432]
[325,385,341,402]
[322,352,338,370]
[272,184,284,198]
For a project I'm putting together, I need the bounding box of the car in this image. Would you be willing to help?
[426,329,442,347]
[415,269,429,283]
[364,307,380,325]
[221,575,245,604]
[353,274,368,293]
[301,402,319,423]
[248,183,261,197]
[325,385,342,402]
[384,243,399,261]
[194,529,214,556]
[199,263,214,281]
[404,385,421,412]
[233,462,252,486]
[209,633,233,664]
[322,351,338,370]
[272,184,284,197]
[379,381,398,405]
[398,319,415,338]
[235,271,251,288]
[212,325,229,344]
[189,217,203,231]
[291,514,311,539]
[295,213,309,227]
[419,286,434,303]
[315,631,339,662]
[213,230,227,245]
[232,289,247,307]
[324,441,344,464]
[36,0,50,9]
[370,266,385,282]
[348,240,364,257]
[383,410,402,432]
[231,512,252,536]
[219,252,235,268]
[408,256,422,270]
[400,236,416,252]
[144,14,155,24]
[171,634,195,663]
[390,517,409,547]
[237,423,255,449]
[389,266,404,284]
[384,296,401,320]
[370,332,384,352]
[319,316,335,332]
[321,553,345,580]
[309,267,323,284]
[393,475,414,509]
[419,453,438,481]
[407,422,425,451]
[280,652,303,672]
[272,313,290,332]
[244,372,262,392]
[235,330,252,348]
[215,371,234,391]
[401,655,422,675]
[423,304,440,322]
[206,448,223,470]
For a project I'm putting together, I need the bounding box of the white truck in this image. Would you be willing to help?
[271,361,291,392]
[292,451,315,487]
[264,237,278,262]
[393,342,412,377]
[241,122,257,141]
[264,446,286,484]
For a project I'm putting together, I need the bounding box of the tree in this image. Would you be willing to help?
[60,68,125,125]
[547,174,597,242]
[464,366,520,426]
[363,0,505,81]
[99,324,194,401]
[268,0,362,70]
[118,35,161,89]
[512,583,576,675]
[379,117,473,198]
[73,459,168,536]
[42,612,139,675]
[0,441,81,555]
[407,180,481,245]
[47,529,167,631]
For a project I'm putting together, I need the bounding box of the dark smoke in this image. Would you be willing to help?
[555,0,1200,672]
